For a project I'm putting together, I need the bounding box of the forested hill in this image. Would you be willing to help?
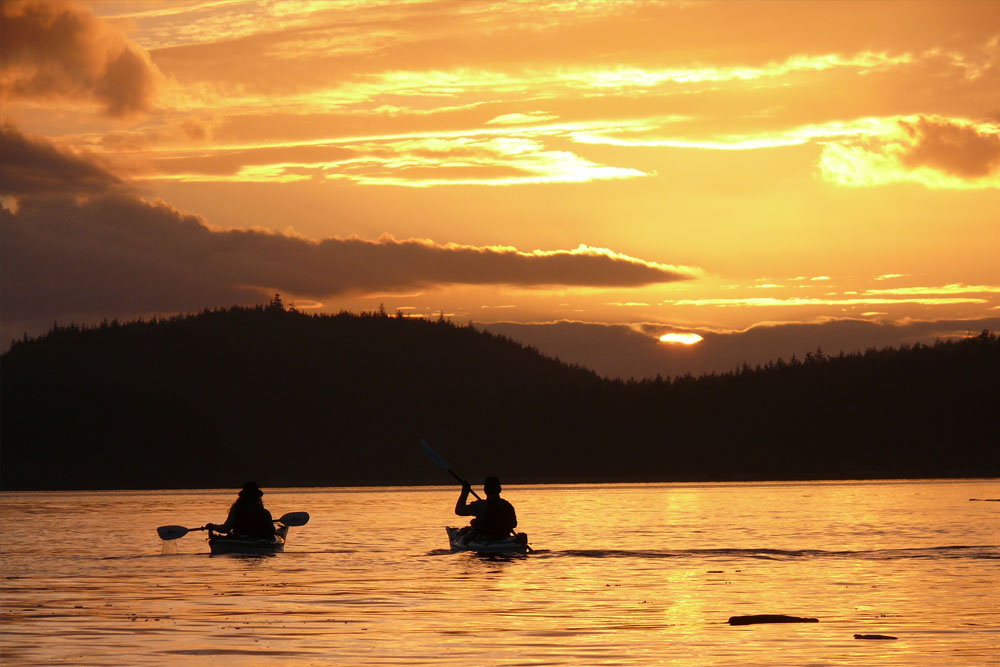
[2,303,998,490]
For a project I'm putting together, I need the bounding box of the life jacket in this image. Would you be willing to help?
[229,501,275,538]
[473,498,517,539]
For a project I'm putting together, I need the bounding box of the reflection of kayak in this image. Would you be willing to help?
[446,526,530,554]
[209,524,289,555]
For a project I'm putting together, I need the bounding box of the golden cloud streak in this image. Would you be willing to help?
[104,0,268,22]
[110,111,1000,190]
[446,243,698,278]
[556,52,912,90]
[155,48,914,116]
[135,125,651,186]
[672,297,988,307]
[572,117,899,150]
[576,113,999,189]
[864,284,1000,296]
[487,112,560,125]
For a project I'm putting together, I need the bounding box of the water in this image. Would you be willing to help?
[1,480,997,666]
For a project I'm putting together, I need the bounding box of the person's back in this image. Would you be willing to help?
[455,476,517,540]
[228,499,275,538]
[208,481,276,539]
[475,496,517,540]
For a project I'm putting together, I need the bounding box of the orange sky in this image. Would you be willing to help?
[2,0,999,376]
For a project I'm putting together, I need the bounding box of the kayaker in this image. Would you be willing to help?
[455,476,517,540]
[206,481,276,539]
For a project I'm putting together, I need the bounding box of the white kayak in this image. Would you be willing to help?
[446,526,530,554]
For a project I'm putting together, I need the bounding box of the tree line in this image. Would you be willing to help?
[2,301,997,490]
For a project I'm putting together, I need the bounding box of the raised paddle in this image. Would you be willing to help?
[421,439,481,500]
[157,511,310,540]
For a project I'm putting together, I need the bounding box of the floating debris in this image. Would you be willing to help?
[729,614,819,625]
[855,634,898,640]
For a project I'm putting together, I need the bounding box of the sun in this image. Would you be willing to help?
[659,332,704,345]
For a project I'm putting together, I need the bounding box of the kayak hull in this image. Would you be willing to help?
[446,526,529,554]
[209,525,288,555]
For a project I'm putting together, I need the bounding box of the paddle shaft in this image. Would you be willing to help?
[421,439,482,500]
[157,511,308,540]
[157,524,207,540]
[450,469,482,500]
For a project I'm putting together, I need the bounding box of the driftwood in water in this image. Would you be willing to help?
[728,614,819,626]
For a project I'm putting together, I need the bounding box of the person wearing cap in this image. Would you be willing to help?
[455,476,517,541]
[207,481,276,539]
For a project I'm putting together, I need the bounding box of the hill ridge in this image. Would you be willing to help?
[2,304,997,489]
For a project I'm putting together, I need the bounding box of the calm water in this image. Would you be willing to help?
[1,480,997,666]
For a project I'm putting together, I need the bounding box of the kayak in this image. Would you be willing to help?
[446,526,530,554]
[209,524,289,555]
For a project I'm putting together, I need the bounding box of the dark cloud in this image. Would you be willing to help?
[482,317,1000,379]
[900,116,1000,178]
[1,124,693,338]
[0,123,123,197]
[0,1,159,116]
[1,195,691,322]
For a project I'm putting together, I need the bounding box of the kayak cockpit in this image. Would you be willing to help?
[446,526,529,554]
[208,524,288,555]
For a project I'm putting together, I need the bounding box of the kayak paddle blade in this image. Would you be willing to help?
[277,511,309,527]
[157,525,189,540]
[421,439,450,469]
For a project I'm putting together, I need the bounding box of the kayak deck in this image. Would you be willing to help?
[209,524,289,555]
[446,526,529,554]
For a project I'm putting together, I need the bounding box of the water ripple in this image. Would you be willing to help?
[547,545,998,561]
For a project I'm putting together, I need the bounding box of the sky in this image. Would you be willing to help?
[2,0,999,378]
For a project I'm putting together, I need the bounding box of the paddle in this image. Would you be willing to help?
[276,511,310,527]
[157,524,206,541]
[421,439,481,500]
[157,511,310,540]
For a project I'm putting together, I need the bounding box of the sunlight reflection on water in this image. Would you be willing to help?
[1,480,998,666]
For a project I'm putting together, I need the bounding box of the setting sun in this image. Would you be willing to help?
[659,333,704,346]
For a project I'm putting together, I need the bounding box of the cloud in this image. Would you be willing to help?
[670,296,987,307]
[136,122,653,186]
[0,124,695,334]
[0,123,123,197]
[486,112,559,125]
[899,116,1000,177]
[819,116,1000,189]
[863,283,1000,296]
[481,317,1000,379]
[132,111,994,190]
[0,1,160,117]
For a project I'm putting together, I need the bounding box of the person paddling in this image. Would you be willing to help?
[455,476,517,540]
[207,481,276,539]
